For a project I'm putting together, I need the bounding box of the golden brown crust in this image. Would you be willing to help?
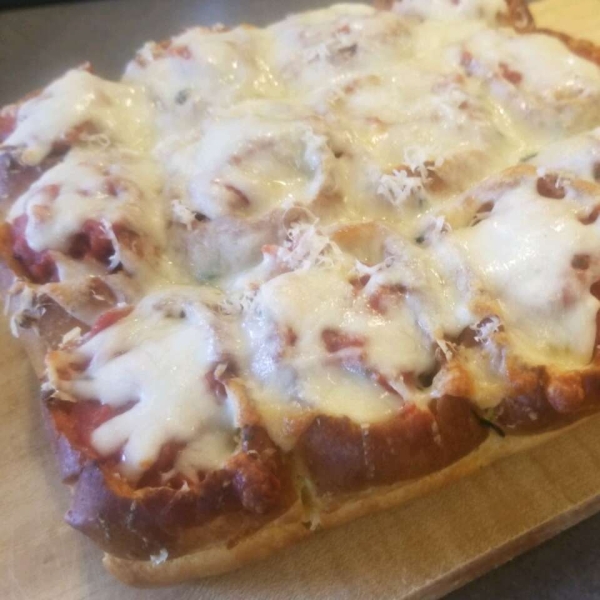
[63,462,296,561]
[296,396,487,493]
[104,502,309,586]
[50,404,298,560]
[103,421,589,586]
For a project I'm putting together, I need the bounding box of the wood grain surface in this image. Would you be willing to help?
[2,1,600,599]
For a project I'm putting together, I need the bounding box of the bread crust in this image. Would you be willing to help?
[104,502,310,585]
[47,397,299,560]
[103,419,587,586]
[296,396,488,494]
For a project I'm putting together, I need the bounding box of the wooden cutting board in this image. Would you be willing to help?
[2,2,600,599]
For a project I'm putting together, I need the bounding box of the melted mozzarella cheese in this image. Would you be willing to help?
[162,106,336,220]
[245,266,435,419]
[451,29,600,134]
[411,18,489,57]
[268,4,414,92]
[448,180,600,365]
[311,63,524,233]
[390,0,505,22]
[8,148,165,258]
[4,69,154,165]
[366,234,475,340]
[530,127,600,182]
[47,287,238,480]
[358,74,509,165]
[124,26,280,133]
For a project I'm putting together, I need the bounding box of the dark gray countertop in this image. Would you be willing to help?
[1,1,600,598]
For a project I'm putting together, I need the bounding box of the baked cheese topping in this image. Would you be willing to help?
[47,287,238,480]
[268,4,414,91]
[323,65,520,230]
[446,174,600,366]
[3,69,154,166]
[163,105,337,220]
[529,127,600,182]
[8,148,165,260]
[4,2,600,480]
[389,0,506,23]
[246,265,433,415]
[123,26,281,134]
[452,29,600,133]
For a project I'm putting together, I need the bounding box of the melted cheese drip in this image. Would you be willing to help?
[48,288,236,480]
